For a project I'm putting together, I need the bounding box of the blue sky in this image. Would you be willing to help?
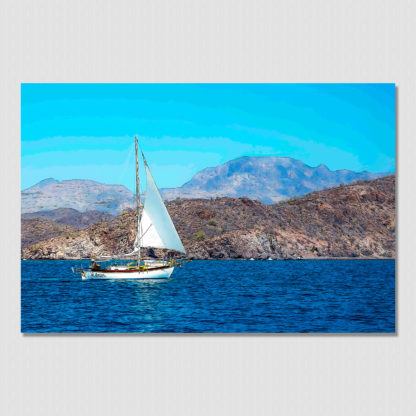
[21,83,395,192]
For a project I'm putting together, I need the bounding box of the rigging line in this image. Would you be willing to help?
[135,140,146,200]
[139,224,153,241]
[140,149,170,208]
[117,142,135,189]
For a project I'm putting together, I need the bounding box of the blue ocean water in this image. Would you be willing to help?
[21,259,395,333]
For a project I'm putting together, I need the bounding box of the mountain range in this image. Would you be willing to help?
[160,157,389,203]
[21,179,135,215]
[22,176,395,260]
[21,156,390,214]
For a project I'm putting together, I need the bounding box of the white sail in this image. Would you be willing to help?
[139,155,186,254]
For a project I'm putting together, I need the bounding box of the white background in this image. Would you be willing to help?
[1,1,415,415]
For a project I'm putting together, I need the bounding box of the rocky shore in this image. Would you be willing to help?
[21,176,395,260]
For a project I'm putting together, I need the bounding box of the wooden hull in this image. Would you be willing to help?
[82,266,174,280]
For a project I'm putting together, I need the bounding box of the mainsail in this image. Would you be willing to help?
[81,136,189,281]
[137,151,186,254]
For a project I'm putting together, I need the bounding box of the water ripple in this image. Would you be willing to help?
[21,259,395,333]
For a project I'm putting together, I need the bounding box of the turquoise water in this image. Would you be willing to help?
[21,259,395,333]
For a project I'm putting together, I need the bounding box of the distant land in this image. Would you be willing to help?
[21,179,135,215]
[21,156,391,214]
[160,156,390,203]
[22,176,395,260]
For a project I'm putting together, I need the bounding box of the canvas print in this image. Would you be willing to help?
[21,84,395,333]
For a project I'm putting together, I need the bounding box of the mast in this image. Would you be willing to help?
[135,136,141,262]
[139,150,186,254]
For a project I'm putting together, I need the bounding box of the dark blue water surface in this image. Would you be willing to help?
[21,260,395,333]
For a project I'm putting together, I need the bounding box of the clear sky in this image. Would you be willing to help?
[21,83,395,192]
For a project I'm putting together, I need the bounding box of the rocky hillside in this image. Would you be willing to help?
[161,156,389,203]
[21,176,395,260]
[21,218,80,249]
[21,178,135,215]
[22,208,113,228]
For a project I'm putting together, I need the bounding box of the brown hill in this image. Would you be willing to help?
[22,208,113,228]
[21,176,395,260]
[21,218,79,249]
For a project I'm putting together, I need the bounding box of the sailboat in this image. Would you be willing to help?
[75,136,187,280]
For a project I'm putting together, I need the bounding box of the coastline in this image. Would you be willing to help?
[21,176,396,263]
[21,256,396,261]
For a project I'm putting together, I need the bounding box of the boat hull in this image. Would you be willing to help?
[82,266,174,280]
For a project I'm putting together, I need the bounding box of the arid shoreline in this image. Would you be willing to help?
[22,176,395,261]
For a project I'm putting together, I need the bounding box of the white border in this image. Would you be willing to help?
[1,1,415,415]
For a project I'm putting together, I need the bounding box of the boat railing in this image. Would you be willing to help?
[71,266,86,274]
